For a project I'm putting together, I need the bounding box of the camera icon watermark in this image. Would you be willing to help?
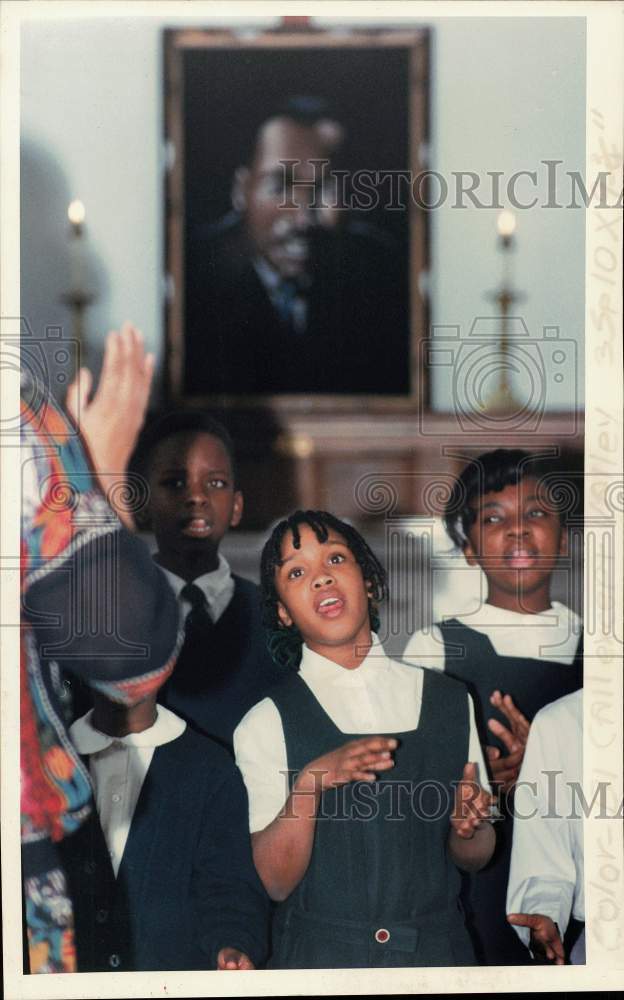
[2,317,81,438]
[419,318,580,436]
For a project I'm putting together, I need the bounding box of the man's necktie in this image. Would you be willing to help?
[273,279,300,330]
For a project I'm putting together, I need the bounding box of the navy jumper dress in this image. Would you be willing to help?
[268,668,477,969]
[438,618,583,965]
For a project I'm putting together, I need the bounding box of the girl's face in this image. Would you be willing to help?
[275,524,372,666]
[463,477,566,613]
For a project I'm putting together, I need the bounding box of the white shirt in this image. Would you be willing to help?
[158,554,235,625]
[402,601,582,671]
[233,637,489,834]
[507,690,584,955]
[70,705,186,876]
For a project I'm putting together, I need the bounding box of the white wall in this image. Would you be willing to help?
[21,13,586,407]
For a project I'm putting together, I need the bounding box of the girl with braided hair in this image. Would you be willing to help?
[234,510,495,969]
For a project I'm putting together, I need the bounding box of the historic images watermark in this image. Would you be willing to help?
[277,159,624,212]
[275,770,623,824]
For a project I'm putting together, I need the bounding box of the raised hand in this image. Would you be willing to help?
[301,736,398,794]
[65,323,155,528]
[451,761,495,840]
[487,691,531,794]
[216,947,255,970]
[507,912,565,965]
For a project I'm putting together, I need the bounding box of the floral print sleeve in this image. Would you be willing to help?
[20,382,180,973]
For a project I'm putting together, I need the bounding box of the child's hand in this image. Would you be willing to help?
[489,690,530,744]
[507,913,565,965]
[485,742,525,795]
[451,762,495,839]
[486,691,531,794]
[301,736,398,793]
[216,947,255,970]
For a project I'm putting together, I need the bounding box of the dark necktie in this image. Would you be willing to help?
[180,583,213,640]
[273,279,300,330]
[161,583,218,703]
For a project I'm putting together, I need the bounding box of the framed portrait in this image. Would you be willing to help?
[164,26,429,412]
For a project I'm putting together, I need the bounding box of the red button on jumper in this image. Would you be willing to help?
[374,928,390,944]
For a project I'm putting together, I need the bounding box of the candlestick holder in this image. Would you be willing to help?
[60,289,96,369]
[480,223,526,414]
[61,201,97,371]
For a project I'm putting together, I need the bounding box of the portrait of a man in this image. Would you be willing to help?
[170,41,422,400]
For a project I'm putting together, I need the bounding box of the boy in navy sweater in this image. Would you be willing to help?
[403,449,583,965]
[131,410,286,751]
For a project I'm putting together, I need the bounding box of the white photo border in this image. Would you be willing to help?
[2,1,622,996]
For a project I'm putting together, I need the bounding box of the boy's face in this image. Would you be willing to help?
[463,477,566,613]
[91,691,159,736]
[147,431,242,570]
[275,524,372,662]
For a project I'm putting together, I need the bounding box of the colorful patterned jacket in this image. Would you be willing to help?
[20,380,181,870]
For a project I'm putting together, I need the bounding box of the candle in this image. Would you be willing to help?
[67,199,86,226]
[497,210,516,238]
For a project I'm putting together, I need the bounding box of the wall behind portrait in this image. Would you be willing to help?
[20,14,586,412]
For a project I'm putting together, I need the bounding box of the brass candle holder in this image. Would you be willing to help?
[60,200,96,370]
[480,211,527,413]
